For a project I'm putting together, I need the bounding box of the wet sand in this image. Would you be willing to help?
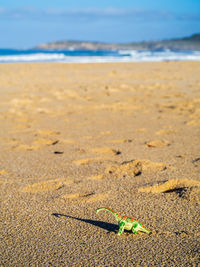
[0,62,200,266]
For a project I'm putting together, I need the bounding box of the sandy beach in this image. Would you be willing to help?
[0,61,200,266]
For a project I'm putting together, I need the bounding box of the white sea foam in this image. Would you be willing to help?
[0,53,132,63]
[0,53,66,62]
[118,50,200,62]
[0,50,200,63]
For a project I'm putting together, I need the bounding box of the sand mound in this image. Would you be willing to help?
[139,178,200,193]
[107,159,167,177]
[21,178,73,193]
[64,192,107,202]
[32,138,59,145]
[91,147,119,155]
[146,140,170,147]
[73,157,102,165]
[156,129,177,135]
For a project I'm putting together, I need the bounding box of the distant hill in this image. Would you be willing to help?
[35,33,200,51]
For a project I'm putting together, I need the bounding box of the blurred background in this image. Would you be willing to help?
[0,0,199,62]
[0,0,200,48]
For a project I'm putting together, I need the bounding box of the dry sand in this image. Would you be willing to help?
[0,62,200,266]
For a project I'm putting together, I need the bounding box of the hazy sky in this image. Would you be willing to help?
[0,0,200,48]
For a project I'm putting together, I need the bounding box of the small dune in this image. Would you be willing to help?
[64,192,107,202]
[146,140,170,147]
[91,147,119,155]
[21,178,73,193]
[32,138,59,146]
[107,159,167,178]
[156,129,177,135]
[73,157,102,165]
[139,178,200,194]
[107,160,142,177]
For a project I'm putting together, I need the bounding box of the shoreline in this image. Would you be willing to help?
[1,48,200,64]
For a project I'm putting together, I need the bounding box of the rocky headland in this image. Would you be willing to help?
[35,33,200,51]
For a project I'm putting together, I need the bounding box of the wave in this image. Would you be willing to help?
[118,50,200,62]
[0,54,131,63]
[0,53,66,62]
[0,50,200,63]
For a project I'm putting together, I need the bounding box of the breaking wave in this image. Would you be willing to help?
[0,49,200,63]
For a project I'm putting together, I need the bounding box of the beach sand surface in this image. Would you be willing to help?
[0,62,200,266]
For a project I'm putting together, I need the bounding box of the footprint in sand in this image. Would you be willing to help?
[63,192,108,202]
[145,140,170,148]
[21,178,74,193]
[107,159,167,178]
[139,179,200,203]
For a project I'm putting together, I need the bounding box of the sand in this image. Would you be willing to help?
[0,62,200,266]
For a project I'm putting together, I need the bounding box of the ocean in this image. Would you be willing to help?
[0,49,200,63]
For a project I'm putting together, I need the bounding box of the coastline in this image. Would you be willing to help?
[0,61,200,265]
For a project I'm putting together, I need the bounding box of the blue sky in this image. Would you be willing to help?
[0,0,200,48]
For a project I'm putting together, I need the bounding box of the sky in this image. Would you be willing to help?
[0,0,200,48]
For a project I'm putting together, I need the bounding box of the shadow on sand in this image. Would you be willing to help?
[52,213,118,233]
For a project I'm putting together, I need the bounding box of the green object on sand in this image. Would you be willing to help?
[96,207,151,236]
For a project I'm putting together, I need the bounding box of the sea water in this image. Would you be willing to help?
[0,49,200,63]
